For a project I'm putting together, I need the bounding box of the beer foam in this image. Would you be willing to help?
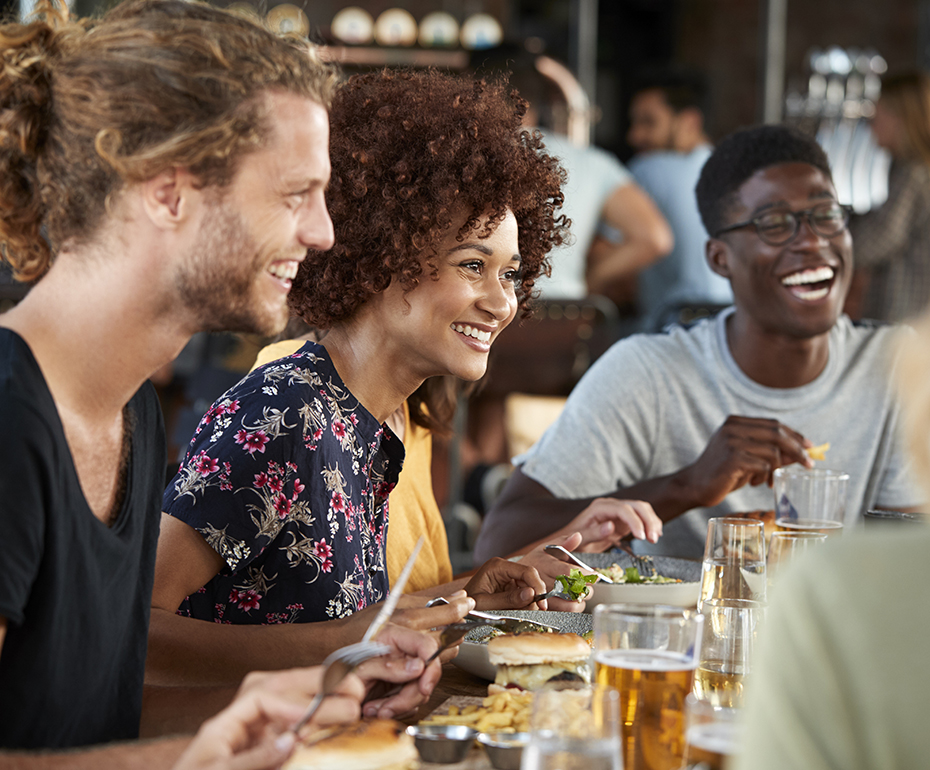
[594,648,695,672]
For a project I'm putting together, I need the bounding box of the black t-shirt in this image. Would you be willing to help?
[0,330,165,749]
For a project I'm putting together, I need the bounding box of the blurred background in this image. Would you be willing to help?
[4,0,928,569]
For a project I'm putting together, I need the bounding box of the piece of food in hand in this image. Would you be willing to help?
[284,719,417,770]
[487,632,591,693]
[554,568,599,601]
[807,442,830,461]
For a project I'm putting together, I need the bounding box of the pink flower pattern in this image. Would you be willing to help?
[164,341,402,626]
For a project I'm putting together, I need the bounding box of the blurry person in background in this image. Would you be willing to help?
[626,66,733,331]
[732,306,930,770]
[848,70,930,322]
[474,48,672,303]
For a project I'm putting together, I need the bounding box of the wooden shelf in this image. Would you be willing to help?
[320,46,469,69]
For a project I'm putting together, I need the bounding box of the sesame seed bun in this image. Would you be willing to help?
[487,632,591,666]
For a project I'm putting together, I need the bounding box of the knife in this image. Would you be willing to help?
[362,536,424,643]
[425,597,560,634]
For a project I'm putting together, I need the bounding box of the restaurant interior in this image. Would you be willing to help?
[2,0,929,766]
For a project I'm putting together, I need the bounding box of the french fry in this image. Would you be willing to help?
[421,690,533,732]
[808,442,830,461]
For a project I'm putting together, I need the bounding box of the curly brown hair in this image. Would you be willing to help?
[0,0,336,282]
[288,68,568,329]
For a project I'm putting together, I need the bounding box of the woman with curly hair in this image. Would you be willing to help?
[149,68,649,693]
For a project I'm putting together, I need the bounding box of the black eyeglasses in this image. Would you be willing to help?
[715,202,853,246]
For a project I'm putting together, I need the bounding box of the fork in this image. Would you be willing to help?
[543,544,615,583]
[425,618,506,663]
[616,538,657,578]
[291,640,391,735]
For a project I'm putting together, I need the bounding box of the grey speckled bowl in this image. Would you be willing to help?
[464,611,593,644]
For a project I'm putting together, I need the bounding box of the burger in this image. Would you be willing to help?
[486,632,592,693]
[284,718,418,770]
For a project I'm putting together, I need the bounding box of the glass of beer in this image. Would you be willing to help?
[521,685,622,770]
[766,530,828,588]
[593,604,703,770]
[681,695,741,770]
[773,467,848,536]
[698,517,767,610]
[692,598,764,709]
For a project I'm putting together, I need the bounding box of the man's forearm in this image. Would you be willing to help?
[0,737,189,770]
[586,238,665,295]
[146,610,351,687]
[477,467,702,560]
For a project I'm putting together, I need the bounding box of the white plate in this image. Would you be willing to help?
[451,610,593,682]
[453,641,498,681]
[577,553,702,610]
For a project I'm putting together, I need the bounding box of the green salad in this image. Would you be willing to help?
[554,568,599,601]
[596,565,681,584]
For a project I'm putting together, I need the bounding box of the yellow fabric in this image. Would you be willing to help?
[251,339,311,369]
[251,341,453,593]
[387,401,454,591]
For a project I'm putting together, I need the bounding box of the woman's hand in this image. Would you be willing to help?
[359,622,445,720]
[463,557,548,611]
[549,498,662,553]
[517,532,591,612]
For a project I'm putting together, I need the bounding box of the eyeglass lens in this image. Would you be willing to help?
[755,203,848,245]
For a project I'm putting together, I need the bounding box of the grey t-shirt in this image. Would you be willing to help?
[513,308,922,559]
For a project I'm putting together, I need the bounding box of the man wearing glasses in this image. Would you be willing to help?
[477,124,924,560]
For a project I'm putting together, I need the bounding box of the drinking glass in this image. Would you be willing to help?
[593,604,703,770]
[766,530,828,588]
[773,467,848,536]
[692,598,764,709]
[681,695,742,770]
[698,517,767,610]
[520,685,622,770]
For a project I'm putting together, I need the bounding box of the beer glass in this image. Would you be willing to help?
[520,686,622,770]
[773,467,848,536]
[698,517,767,610]
[692,598,764,709]
[681,695,741,770]
[766,531,828,588]
[593,604,703,770]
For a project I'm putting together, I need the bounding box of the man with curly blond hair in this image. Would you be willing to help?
[0,0,457,763]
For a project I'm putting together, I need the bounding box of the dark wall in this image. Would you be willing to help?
[594,0,921,158]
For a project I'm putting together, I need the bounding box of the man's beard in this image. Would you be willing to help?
[175,200,292,337]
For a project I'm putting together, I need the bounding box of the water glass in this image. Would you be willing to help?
[520,686,622,770]
[699,517,767,610]
[766,530,828,588]
[773,467,848,536]
[692,598,764,709]
[593,604,703,770]
[681,695,742,770]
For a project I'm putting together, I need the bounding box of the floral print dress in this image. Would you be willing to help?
[162,342,404,624]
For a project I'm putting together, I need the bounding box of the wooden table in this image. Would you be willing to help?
[406,662,491,725]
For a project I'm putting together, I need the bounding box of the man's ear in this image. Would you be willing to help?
[140,168,200,229]
[706,237,732,279]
